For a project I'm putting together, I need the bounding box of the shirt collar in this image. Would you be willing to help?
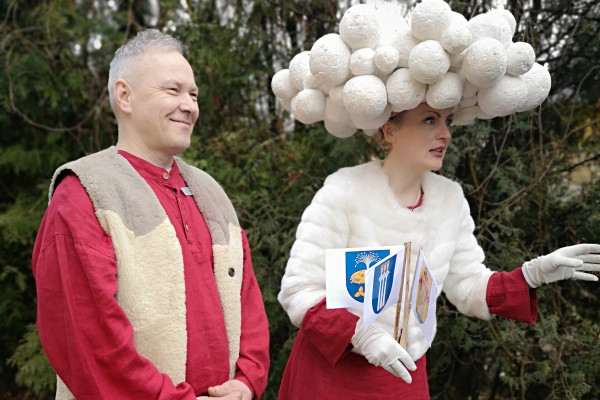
[118,150,183,185]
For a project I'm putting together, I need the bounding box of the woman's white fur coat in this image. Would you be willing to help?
[278,160,494,360]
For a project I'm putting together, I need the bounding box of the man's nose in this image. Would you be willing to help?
[180,95,197,112]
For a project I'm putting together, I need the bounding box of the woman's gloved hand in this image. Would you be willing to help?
[521,244,600,288]
[350,319,416,383]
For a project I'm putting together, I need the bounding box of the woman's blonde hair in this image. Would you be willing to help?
[374,111,403,154]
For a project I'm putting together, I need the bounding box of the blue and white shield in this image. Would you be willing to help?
[371,254,397,314]
[345,250,389,303]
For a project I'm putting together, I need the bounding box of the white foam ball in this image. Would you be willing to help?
[324,96,351,124]
[441,12,472,54]
[303,74,320,90]
[410,0,452,41]
[324,117,357,138]
[343,75,388,119]
[271,69,298,100]
[505,42,536,76]
[375,3,411,46]
[488,8,516,36]
[426,72,464,109]
[449,52,464,73]
[476,106,494,119]
[363,128,378,136]
[388,29,420,68]
[318,83,334,95]
[280,98,292,113]
[449,11,468,25]
[291,89,326,124]
[328,85,345,105]
[459,95,478,108]
[468,12,513,47]
[478,75,528,117]
[350,103,392,129]
[289,51,312,91]
[374,46,400,74]
[452,105,478,125]
[386,68,426,112]
[462,79,479,98]
[373,68,392,84]
[462,38,507,88]
[516,63,551,112]
[339,4,380,49]
[309,34,352,87]
[350,48,376,76]
[408,40,451,84]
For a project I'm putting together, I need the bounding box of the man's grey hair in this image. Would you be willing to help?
[108,29,183,111]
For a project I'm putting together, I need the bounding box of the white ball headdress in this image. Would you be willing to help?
[271,0,552,138]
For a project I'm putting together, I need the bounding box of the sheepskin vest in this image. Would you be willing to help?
[49,147,243,399]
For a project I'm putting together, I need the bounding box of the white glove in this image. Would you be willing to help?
[521,243,600,288]
[350,319,416,383]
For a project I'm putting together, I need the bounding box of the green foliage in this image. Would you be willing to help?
[7,324,55,399]
[1,0,599,399]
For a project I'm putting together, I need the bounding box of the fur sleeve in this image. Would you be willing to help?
[443,196,494,319]
[278,171,352,328]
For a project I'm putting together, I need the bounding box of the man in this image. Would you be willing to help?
[32,29,269,399]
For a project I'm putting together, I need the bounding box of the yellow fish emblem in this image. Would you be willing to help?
[349,269,365,298]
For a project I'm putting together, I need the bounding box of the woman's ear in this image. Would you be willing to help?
[113,79,133,115]
[381,122,396,144]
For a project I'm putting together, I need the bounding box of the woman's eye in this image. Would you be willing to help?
[446,118,453,126]
[424,117,435,125]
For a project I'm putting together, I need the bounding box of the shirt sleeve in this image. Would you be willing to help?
[233,230,270,399]
[486,268,538,324]
[300,298,359,365]
[32,174,197,400]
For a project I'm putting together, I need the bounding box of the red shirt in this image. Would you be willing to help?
[32,151,269,399]
[278,259,537,399]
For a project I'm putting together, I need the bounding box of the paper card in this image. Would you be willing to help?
[362,248,406,330]
[409,249,438,346]
[326,246,403,309]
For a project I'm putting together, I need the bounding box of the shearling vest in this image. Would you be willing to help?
[48,147,243,399]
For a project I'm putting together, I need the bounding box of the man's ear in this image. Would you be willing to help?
[114,79,133,115]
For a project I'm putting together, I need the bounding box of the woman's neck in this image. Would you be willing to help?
[382,158,424,208]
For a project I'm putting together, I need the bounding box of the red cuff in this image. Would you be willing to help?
[232,376,253,398]
[301,298,360,365]
[486,268,538,324]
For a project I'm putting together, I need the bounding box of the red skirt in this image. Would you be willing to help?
[278,327,430,400]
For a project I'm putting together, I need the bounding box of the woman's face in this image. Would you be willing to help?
[384,102,453,172]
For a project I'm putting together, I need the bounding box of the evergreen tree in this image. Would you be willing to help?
[1,0,598,398]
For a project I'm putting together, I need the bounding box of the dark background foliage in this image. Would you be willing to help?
[1,0,599,399]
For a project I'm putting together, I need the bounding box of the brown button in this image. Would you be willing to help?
[163,172,169,179]
[228,268,235,277]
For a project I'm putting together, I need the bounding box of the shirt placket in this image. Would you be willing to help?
[161,172,193,243]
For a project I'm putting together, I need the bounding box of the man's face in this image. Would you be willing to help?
[127,49,199,159]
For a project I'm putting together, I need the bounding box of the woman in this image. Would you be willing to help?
[277,102,600,399]
[274,2,600,398]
